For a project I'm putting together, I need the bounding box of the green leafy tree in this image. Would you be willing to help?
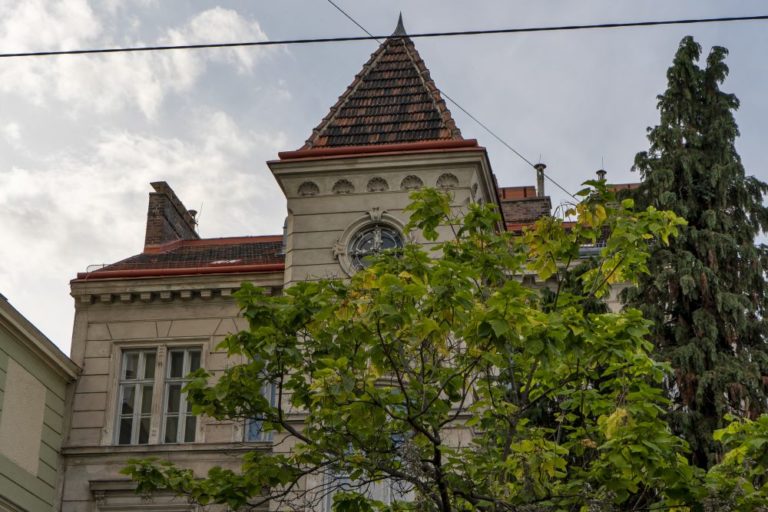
[705,415,768,510]
[125,186,701,511]
[624,36,768,468]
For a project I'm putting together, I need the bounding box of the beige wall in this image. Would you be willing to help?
[0,299,77,512]
[62,272,281,511]
[270,150,499,285]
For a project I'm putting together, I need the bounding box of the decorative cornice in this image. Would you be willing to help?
[279,139,478,161]
[70,272,283,306]
[74,285,281,306]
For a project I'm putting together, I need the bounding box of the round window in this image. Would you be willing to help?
[348,224,404,269]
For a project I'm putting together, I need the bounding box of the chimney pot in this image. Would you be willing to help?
[534,163,547,198]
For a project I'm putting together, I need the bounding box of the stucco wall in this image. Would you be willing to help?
[270,150,499,285]
[62,273,281,511]
[0,320,71,511]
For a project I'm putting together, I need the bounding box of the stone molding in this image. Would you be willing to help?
[65,441,270,457]
[71,274,284,306]
[75,286,281,305]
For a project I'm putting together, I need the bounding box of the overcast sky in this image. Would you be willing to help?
[1,0,766,353]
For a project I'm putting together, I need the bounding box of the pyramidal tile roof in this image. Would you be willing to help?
[302,16,462,149]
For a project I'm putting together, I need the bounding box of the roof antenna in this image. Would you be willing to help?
[195,202,203,237]
[392,12,407,36]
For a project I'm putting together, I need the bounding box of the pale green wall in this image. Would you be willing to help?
[0,325,69,512]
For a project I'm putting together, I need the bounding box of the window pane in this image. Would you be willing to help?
[247,419,270,442]
[166,384,182,413]
[144,352,156,379]
[169,350,184,378]
[118,418,133,445]
[162,348,201,444]
[269,383,277,406]
[123,352,139,380]
[117,349,162,446]
[120,385,135,415]
[246,384,276,442]
[138,417,150,444]
[141,385,153,415]
[246,419,262,442]
[164,417,178,443]
[189,350,201,372]
[184,416,196,442]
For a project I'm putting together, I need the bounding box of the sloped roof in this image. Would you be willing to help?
[77,236,284,279]
[302,20,462,149]
[0,294,79,379]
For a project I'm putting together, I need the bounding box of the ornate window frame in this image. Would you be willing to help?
[332,208,409,276]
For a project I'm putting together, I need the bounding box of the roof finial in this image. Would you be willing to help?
[392,13,406,36]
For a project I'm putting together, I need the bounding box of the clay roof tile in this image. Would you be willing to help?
[301,23,462,149]
[92,236,284,274]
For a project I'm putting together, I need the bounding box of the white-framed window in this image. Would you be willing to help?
[114,346,202,445]
[117,349,156,445]
[245,382,277,442]
[163,348,202,443]
[319,472,413,511]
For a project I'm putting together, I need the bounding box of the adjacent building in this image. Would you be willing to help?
[0,294,79,511]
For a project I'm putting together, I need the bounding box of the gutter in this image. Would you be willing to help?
[277,139,479,160]
[75,263,286,281]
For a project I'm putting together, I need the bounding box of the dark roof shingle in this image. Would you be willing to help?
[302,33,462,149]
[82,236,284,278]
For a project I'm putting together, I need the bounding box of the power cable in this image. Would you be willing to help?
[0,14,766,59]
[324,1,578,199]
[326,0,377,39]
[5,12,764,198]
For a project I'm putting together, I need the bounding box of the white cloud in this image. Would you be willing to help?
[1,122,21,144]
[177,7,269,73]
[0,2,270,118]
[0,110,287,350]
[101,0,158,16]
[0,0,102,52]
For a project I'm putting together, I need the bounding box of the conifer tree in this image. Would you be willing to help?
[625,36,768,467]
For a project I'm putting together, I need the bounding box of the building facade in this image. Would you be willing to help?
[0,294,79,511]
[60,20,569,511]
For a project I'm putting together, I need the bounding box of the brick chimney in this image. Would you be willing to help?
[497,185,552,228]
[144,182,200,250]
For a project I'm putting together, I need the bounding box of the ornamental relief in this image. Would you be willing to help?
[400,175,423,190]
[366,177,389,192]
[297,181,320,197]
[437,172,459,189]
[332,179,355,194]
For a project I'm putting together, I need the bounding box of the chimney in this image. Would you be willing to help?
[534,163,546,198]
[596,169,607,181]
[144,182,200,250]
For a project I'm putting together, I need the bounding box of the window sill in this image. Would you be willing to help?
[63,441,272,456]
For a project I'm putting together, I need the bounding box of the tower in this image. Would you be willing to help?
[268,17,500,284]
